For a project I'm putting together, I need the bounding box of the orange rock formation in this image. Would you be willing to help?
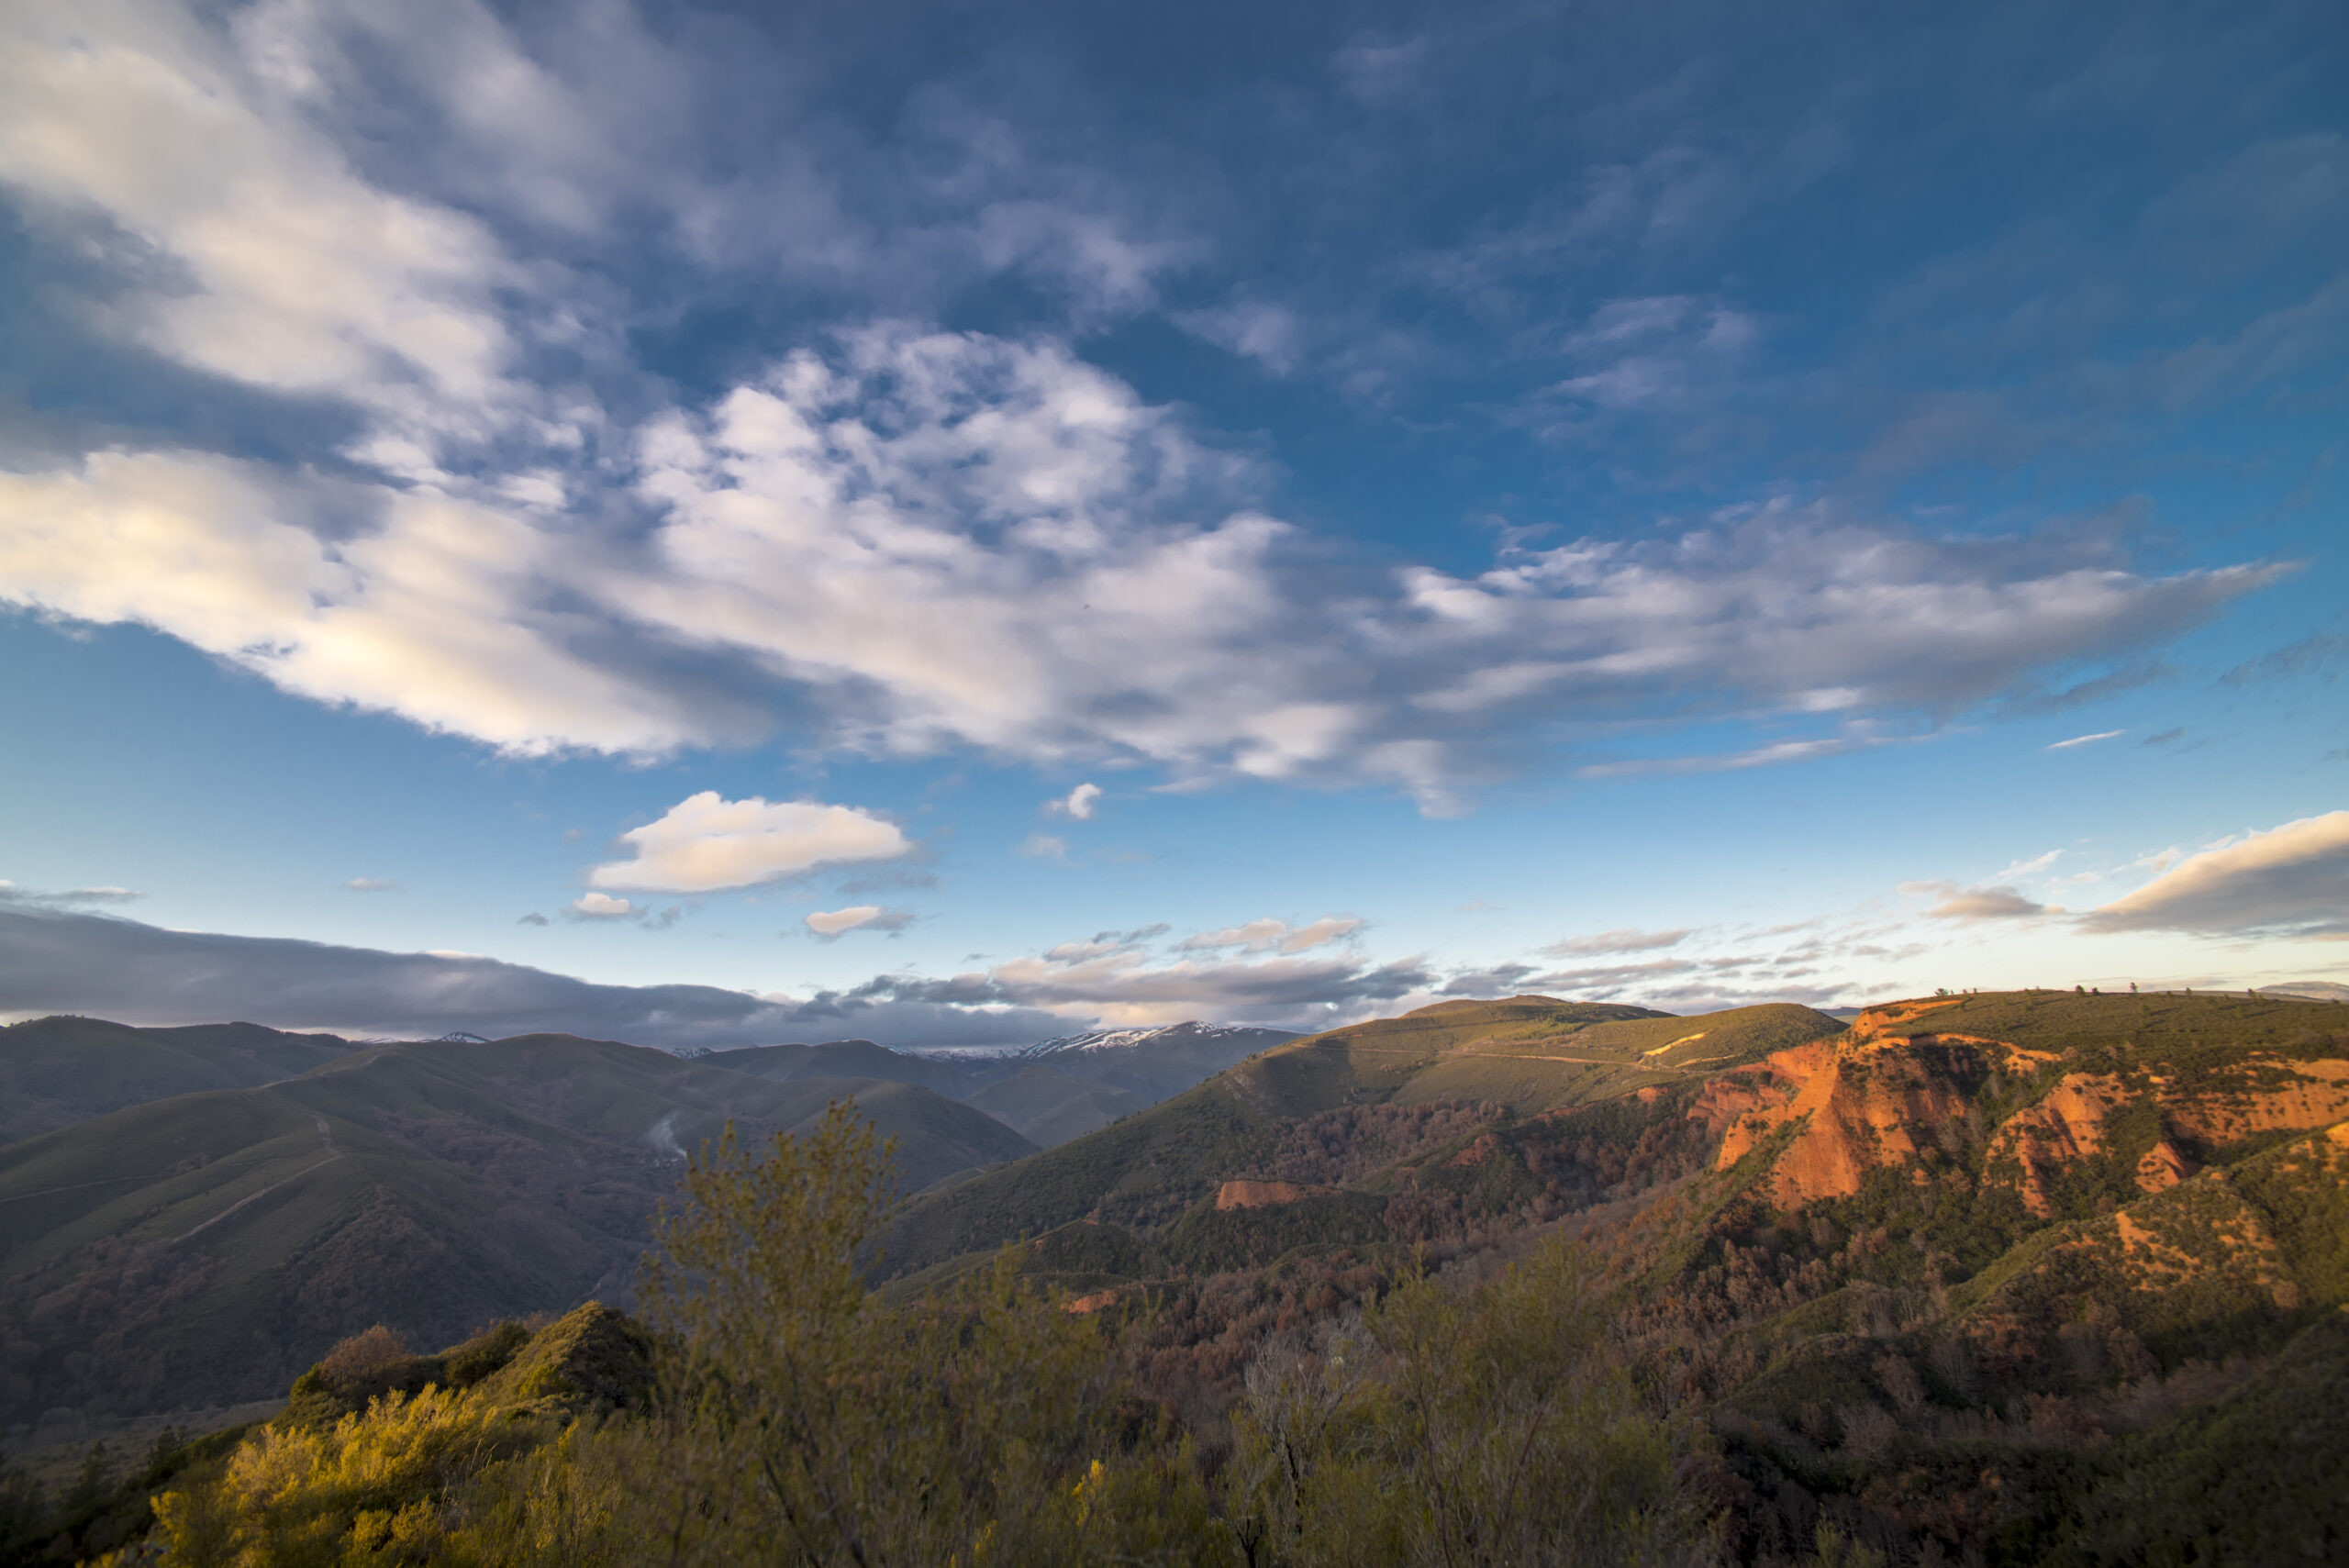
[1215,1179,1332,1210]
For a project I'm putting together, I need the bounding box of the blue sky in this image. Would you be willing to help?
[0,0,2343,1047]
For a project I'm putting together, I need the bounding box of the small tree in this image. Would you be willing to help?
[618,1105,1221,1566]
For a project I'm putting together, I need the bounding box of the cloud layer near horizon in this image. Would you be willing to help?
[0,904,1061,1051]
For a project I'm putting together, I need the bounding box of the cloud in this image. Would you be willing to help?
[2221,631,2349,687]
[0,883,142,906]
[857,943,1431,1031]
[340,878,400,893]
[1176,916,1364,956]
[588,793,912,895]
[1044,783,1102,820]
[0,904,1063,1050]
[2080,811,2349,938]
[804,905,915,939]
[516,912,550,927]
[1541,927,1690,957]
[2048,729,2125,750]
[569,892,637,919]
[1898,880,2054,921]
[0,1,2302,814]
[1019,833,1070,862]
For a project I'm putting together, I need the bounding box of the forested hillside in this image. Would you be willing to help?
[0,1029,1030,1427]
[6,990,2346,1565]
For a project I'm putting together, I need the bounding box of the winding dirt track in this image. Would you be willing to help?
[174,1118,343,1243]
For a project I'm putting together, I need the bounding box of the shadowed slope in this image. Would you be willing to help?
[0,1030,1033,1426]
[0,1016,359,1143]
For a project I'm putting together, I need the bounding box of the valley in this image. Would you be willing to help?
[5,987,2347,1564]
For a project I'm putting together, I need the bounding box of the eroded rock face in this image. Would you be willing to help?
[1699,1004,2349,1213]
[1698,1031,2023,1206]
[1214,1179,1332,1210]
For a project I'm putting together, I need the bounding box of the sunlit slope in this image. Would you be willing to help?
[0,1032,1033,1425]
[0,1015,358,1142]
[878,997,1842,1280]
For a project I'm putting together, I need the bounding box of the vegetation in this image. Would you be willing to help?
[6,991,2347,1564]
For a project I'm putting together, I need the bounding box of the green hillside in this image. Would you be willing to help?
[876,997,1843,1279]
[0,1031,1031,1427]
[0,1016,358,1143]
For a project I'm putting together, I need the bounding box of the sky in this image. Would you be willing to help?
[0,0,2344,1049]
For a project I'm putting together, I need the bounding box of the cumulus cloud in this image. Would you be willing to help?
[1045,783,1102,820]
[804,905,915,939]
[2080,811,2349,937]
[570,892,637,918]
[0,904,1062,1049]
[1541,927,1690,957]
[588,793,912,895]
[1898,881,2054,920]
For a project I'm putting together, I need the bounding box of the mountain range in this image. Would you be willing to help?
[0,1013,1288,1432]
[8,987,2349,1562]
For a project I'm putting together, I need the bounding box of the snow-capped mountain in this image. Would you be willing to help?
[1017,1021,1293,1059]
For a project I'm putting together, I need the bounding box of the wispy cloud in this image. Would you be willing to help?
[2047,729,2125,750]
[1541,928,1690,957]
[340,878,401,893]
[804,905,916,940]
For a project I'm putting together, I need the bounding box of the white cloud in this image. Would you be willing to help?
[589,792,912,895]
[2048,729,2126,750]
[0,0,527,456]
[2080,811,2349,937]
[1542,927,1691,956]
[570,892,635,918]
[1898,881,2054,921]
[1178,916,1364,955]
[804,905,915,939]
[340,878,400,893]
[0,9,2291,813]
[1019,833,1070,862]
[1045,782,1102,820]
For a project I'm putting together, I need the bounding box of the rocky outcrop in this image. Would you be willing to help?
[1215,1179,1333,1210]
[1700,996,2349,1214]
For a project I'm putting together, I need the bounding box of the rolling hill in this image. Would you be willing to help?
[0,1016,360,1144]
[876,996,1840,1280]
[0,1029,1031,1428]
[866,987,2349,1562]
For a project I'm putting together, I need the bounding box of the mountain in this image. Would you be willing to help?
[877,995,1824,1281]
[961,1065,1149,1148]
[705,1022,1299,1148]
[872,987,2349,1562]
[1014,1021,1299,1102]
[0,1029,1032,1428]
[698,1038,982,1098]
[2260,979,2349,1003]
[0,1016,360,1143]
